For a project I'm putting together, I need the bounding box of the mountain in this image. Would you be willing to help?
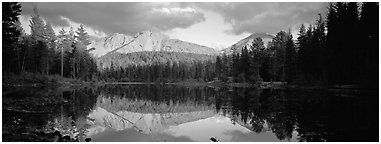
[88,33,133,57]
[87,107,215,135]
[221,33,275,54]
[161,39,219,55]
[89,30,219,57]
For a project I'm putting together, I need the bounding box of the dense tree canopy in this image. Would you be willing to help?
[3,2,22,73]
[3,2,378,88]
[214,2,378,88]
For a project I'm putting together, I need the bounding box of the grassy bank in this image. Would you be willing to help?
[3,73,340,90]
[3,72,105,90]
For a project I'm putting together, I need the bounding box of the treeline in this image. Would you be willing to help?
[215,31,296,83]
[97,52,216,82]
[216,2,378,87]
[3,4,97,80]
[3,2,378,86]
[215,88,378,141]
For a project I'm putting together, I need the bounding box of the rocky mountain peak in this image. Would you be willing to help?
[88,33,133,57]
[221,33,275,55]
[89,30,218,57]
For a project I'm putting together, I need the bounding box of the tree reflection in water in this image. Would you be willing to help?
[215,88,378,142]
[95,85,378,142]
[3,85,378,142]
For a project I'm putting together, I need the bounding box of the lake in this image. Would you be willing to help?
[2,84,379,142]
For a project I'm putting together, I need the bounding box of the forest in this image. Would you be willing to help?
[215,2,378,88]
[3,4,97,81]
[97,52,216,82]
[2,2,379,88]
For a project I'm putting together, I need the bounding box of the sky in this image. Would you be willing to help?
[18,2,328,50]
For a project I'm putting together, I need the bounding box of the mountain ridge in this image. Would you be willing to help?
[89,30,219,57]
[221,33,275,54]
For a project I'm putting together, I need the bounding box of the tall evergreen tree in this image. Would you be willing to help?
[326,3,340,84]
[312,14,326,81]
[296,24,307,77]
[220,53,230,81]
[75,24,91,46]
[44,22,57,74]
[29,6,46,42]
[270,31,289,82]
[45,22,56,50]
[215,55,223,79]
[359,2,379,88]
[249,37,265,83]
[232,52,241,81]
[240,46,250,81]
[29,6,50,73]
[284,30,297,83]
[346,3,360,82]
[2,2,22,73]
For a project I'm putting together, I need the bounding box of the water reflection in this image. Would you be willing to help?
[2,85,378,142]
[2,87,98,141]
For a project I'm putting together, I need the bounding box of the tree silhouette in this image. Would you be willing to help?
[2,2,22,73]
[359,2,379,88]
[285,30,297,83]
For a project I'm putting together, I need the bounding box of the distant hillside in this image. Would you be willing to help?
[88,33,133,57]
[221,33,275,54]
[89,30,219,57]
[98,51,216,69]
[161,39,219,55]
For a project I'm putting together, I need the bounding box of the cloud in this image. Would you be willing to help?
[195,2,328,35]
[146,7,205,31]
[20,2,206,35]
[18,14,107,38]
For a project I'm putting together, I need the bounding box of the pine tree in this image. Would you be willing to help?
[270,31,289,82]
[311,14,326,81]
[68,27,78,78]
[232,52,240,81]
[45,22,56,49]
[29,6,51,73]
[29,6,46,42]
[249,37,265,83]
[296,24,307,77]
[240,46,250,81]
[2,2,22,73]
[215,55,223,79]
[44,22,57,74]
[221,53,230,80]
[57,28,67,76]
[75,24,91,46]
[359,2,379,88]
[346,2,360,83]
[285,30,297,83]
[326,3,339,84]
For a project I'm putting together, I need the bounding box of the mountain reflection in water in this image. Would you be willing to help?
[2,84,378,142]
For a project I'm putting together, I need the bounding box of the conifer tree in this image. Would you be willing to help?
[75,24,91,46]
[249,37,265,83]
[29,6,46,42]
[44,22,57,74]
[285,30,297,83]
[359,2,379,87]
[2,2,22,73]
[270,31,289,81]
[240,46,250,81]
[215,55,223,79]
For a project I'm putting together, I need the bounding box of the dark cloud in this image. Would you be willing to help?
[20,2,206,35]
[195,2,328,35]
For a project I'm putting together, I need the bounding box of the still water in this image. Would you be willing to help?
[2,84,379,142]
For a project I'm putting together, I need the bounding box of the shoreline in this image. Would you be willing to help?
[3,73,367,91]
